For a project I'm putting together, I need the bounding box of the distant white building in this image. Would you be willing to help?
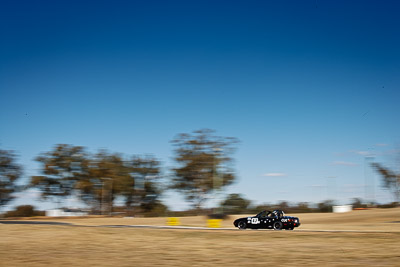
[46,208,88,217]
[332,205,352,213]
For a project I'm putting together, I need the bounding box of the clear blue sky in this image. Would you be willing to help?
[1,0,399,211]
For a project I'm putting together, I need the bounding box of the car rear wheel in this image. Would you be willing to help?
[238,221,247,230]
[273,221,282,230]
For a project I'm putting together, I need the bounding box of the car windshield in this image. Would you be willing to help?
[256,211,268,218]
[256,211,273,218]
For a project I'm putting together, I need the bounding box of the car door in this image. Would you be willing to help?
[248,216,261,229]
[258,214,269,229]
[264,213,276,229]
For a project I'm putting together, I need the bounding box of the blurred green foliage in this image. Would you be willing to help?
[3,130,399,217]
[0,148,22,208]
[220,193,251,214]
[3,205,44,217]
[372,162,400,204]
[29,144,162,215]
[170,129,238,210]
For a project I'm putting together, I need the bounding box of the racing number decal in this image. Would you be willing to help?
[251,218,260,224]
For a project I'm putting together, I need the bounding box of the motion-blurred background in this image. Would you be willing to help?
[1,0,399,217]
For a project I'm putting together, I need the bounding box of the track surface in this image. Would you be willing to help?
[1,220,398,233]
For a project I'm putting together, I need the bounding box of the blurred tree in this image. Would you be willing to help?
[294,202,312,213]
[31,145,165,215]
[350,198,368,209]
[372,163,400,203]
[3,205,44,217]
[0,149,22,208]
[141,200,168,217]
[81,150,131,214]
[123,155,162,215]
[275,201,289,211]
[171,129,238,210]
[74,151,163,215]
[220,193,251,214]
[30,144,88,206]
[318,200,335,213]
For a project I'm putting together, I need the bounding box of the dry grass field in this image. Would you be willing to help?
[1,208,400,266]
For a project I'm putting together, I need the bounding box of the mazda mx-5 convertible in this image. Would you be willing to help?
[233,210,300,230]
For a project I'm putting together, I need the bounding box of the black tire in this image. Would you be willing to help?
[273,221,282,230]
[238,221,247,230]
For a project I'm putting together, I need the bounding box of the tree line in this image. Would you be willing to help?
[0,129,238,215]
[1,128,399,216]
[30,145,164,215]
[217,194,398,216]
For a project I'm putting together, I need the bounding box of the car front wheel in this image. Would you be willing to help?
[273,221,282,230]
[238,221,247,230]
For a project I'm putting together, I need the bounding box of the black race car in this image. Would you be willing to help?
[233,210,300,230]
